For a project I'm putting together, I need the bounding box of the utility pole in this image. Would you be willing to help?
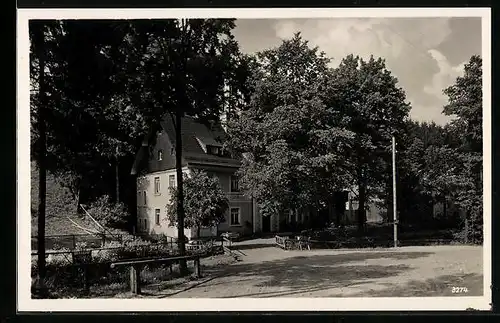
[392,135,398,248]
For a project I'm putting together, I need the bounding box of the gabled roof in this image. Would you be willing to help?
[161,115,227,154]
[131,115,240,175]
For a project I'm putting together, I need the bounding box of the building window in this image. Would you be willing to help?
[155,209,161,225]
[137,191,141,206]
[230,175,239,192]
[170,147,175,156]
[168,174,176,188]
[143,219,147,231]
[158,150,163,161]
[143,191,147,205]
[230,208,241,226]
[154,176,161,194]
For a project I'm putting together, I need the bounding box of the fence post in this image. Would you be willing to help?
[83,265,90,295]
[129,265,141,294]
[194,258,201,278]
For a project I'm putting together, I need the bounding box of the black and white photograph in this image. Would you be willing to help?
[17,8,491,311]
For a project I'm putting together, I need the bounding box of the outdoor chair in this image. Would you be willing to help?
[297,236,311,251]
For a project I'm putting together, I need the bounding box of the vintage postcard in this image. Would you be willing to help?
[17,7,491,311]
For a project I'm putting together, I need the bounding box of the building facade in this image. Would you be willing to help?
[131,116,280,239]
[131,116,389,239]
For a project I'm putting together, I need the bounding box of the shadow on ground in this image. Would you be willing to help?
[336,273,484,297]
[160,251,434,298]
[230,243,276,251]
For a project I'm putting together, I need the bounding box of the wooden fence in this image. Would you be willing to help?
[31,233,178,251]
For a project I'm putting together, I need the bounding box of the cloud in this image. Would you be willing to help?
[270,18,463,125]
[424,49,466,98]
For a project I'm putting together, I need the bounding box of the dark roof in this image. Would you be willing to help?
[160,115,240,168]
[131,115,241,175]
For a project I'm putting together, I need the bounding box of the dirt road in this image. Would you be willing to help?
[140,239,483,298]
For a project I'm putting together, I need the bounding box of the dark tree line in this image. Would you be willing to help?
[226,35,482,241]
[30,19,250,288]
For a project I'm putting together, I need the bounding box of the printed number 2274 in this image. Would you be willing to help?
[451,287,469,294]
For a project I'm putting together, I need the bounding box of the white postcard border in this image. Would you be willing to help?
[17,7,492,312]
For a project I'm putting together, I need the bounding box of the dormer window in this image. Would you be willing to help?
[158,149,163,161]
[208,145,221,156]
[195,135,227,156]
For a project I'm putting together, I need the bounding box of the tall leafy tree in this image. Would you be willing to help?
[166,170,229,238]
[118,18,249,272]
[30,20,135,208]
[30,20,52,296]
[396,120,449,227]
[227,34,355,224]
[331,54,411,233]
[441,55,483,242]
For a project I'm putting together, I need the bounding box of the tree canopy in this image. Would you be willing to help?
[166,170,229,237]
[29,19,250,205]
[227,33,356,218]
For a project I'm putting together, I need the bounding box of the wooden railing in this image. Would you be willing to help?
[110,254,204,294]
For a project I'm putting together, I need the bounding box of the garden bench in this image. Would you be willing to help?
[221,232,240,247]
[110,254,203,294]
[275,235,288,249]
[296,236,311,250]
[276,235,311,250]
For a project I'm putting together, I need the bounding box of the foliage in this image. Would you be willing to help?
[29,19,250,214]
[395,120,450,226]
[85,195,129,230]
[331,54,411,231]
[31,161,77,220]
[441,55,483,243]
[166,170,229,236]
[227,33,356,217]
[443,55,483,152]
[30,21,130,204]
[393,56,483,243]
[31,237,175,295]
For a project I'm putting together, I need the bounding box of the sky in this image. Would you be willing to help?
[232,17,482,125]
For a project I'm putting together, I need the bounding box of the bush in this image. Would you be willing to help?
[85,195,129,230]
[31,236,179,297]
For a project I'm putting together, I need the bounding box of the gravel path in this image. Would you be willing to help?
[138,239,483,298]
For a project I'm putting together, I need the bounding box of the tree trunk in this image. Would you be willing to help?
[327,200,334,226]
[196,226,201,239]
[175,18,189,275]
[335,207,341,227]
[35,24,48,297]
[115,149,120,204]
[358,185,366,234]
[357,166,366,235]
[334,192,344,227]
[75,184,82,215]
[175,110,187,274]
[464,211,470,244]
[442,195,447,220]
